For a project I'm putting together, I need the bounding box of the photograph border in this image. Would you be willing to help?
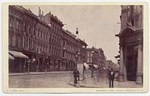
[2,2,149,93]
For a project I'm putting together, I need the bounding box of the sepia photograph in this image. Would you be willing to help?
[2,2,149,93]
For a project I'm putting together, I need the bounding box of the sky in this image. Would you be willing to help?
[23,5,121,63]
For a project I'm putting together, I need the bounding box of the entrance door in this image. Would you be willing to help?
[126,45,137,81]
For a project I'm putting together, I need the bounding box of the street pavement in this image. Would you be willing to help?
[9,71,74,88]
[9,70,142,88]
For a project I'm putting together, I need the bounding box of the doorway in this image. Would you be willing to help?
[126,45,138,81]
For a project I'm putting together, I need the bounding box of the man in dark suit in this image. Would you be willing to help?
[108,68,115,88]
[73,68,80,85]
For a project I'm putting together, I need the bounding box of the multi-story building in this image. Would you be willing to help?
[41,10,64,71]
[9,5,87,73]
[105,60,114,69]
[96,48,106,68]
[86,47,106,69]
[115,5,143,85]
[61,29,87,71]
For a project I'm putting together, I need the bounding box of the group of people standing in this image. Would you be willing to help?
[73,67,116,88]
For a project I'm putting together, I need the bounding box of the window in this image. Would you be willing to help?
[131,19,134,26]
[24,22,27,32]
[9,33,12,46]
[9,16,13,28]
[91,52,93,57]
[12,34,16,46]
[16,20,19,29]
[33,26,35,35]
[27,38,29,50]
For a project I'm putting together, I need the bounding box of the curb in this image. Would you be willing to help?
[68,82,99,88]
[9,71,73,76]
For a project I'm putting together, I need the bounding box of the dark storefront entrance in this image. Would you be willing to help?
[126,45,138,81]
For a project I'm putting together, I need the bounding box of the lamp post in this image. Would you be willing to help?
[75,54,78,68]
[91,50,94,78]
[45,57,48,74]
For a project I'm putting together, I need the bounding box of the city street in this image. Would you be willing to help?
[9,70,142,88]
[9,70,108,88]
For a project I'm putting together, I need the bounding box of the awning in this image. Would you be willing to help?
[9,50,29,58]
[93,65,98,68]
[9,54,14,60]
[84,63,89,69]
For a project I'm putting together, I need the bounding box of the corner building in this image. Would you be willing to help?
[116,5,143,85]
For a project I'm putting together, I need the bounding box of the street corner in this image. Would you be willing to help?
[68,82,99,88]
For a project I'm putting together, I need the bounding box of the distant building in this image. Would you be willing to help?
[96,48,106,68]
[8,5,87,73]
[106,60,119,71]
[105,60,112,69]
[115,5,143,85]
[86,47,106,69]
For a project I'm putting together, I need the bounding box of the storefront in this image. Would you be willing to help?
[9,50,29,73]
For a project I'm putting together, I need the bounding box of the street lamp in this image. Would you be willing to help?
[91,50,94,78]
[45,57,49,73]
[75,54,78,68]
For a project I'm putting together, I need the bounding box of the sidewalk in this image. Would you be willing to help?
[69,79,143,88]
[9,71,73,76]
[69,77,108,88]
[68,71,109,88]
[68,72,143,88]
[114,80,143,88]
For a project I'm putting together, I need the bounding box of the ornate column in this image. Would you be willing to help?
[118,45,124,81]
[123,45,127,81]
[136,39,143,84]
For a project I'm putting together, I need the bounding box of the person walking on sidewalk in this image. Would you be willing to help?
[108,68,115,88]
[73,68,80,85]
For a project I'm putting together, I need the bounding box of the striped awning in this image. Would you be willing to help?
[84,63,89,69]
[9,50,29,58]
[93,65,98,68]
[9,54,14,60]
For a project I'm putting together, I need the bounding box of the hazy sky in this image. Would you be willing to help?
[23,5,121,63]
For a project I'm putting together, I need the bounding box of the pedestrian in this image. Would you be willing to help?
[108,68,115,88]
[77,70,80,81]
[73,68,80,85]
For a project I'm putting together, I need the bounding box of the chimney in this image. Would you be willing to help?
[38,7,41,16]
[76,27,78,35]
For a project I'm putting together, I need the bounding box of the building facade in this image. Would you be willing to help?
[96,48,106,69]
[61,29,87,71]
[115,5,143,84]
[9,5,87,73]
